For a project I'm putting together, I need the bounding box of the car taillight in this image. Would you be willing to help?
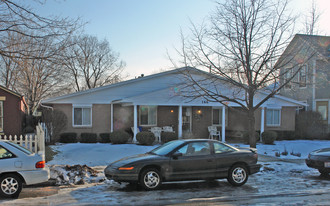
[36,161,45,168]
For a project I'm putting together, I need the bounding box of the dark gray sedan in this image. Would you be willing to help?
[104,139,261,190]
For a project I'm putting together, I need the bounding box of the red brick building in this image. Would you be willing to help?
[0,85,26,136]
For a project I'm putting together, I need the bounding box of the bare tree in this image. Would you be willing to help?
[62,35,125,91]
[1,33,71,114]
[304,0,321,35]
[0,0,79,60]
[0,0,81,114]
[175,0,315,147]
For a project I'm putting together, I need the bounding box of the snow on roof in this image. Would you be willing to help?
[42,67,305,107]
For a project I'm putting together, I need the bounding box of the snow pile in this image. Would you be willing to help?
[49,165,105,185]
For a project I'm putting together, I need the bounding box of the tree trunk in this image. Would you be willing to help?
[247,109,257,148]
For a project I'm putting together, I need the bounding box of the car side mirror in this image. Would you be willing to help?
[172,152,183,159]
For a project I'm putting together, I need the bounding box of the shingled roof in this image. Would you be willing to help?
[295,34,330,58]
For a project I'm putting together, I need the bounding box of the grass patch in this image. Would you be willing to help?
[45,145,58,162]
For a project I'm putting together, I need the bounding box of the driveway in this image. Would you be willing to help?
[1,155,329,205]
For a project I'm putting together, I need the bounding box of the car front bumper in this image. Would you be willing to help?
[19,167,50,185]
[305,159,330,172]
[104,167,139,182]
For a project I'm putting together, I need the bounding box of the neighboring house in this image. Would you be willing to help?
[42,67,305,142]
[0,85,26,136]
[279,34,330,128]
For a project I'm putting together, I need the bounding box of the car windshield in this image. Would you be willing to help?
[5,141,33,155]
[149,140,184,156]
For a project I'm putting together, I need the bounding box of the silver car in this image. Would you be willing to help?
[0,140,50,198]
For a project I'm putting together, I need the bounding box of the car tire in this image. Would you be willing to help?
[227,164,248,186]
[139,168,162,190]
[0,174,23,198]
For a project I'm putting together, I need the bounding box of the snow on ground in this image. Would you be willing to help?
[49,140,330,166]
[47,143,158,185]
[46,140,330,186]
[48,142,158,166]
[231,140,330,159]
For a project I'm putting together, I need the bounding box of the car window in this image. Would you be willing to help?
[214,142,235,154]
[0,146,14,159]
[177,142,211,156]
[150,140,184,156]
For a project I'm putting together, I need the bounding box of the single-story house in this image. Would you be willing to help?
[0,85,26,136]
[42,67,306,142]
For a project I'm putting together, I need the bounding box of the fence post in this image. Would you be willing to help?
[36,123,45,160]
[19,135,23,146]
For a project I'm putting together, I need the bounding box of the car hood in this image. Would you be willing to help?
[109,153,160,168]
[310,148,330,157]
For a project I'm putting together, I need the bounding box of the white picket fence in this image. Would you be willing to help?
[0,123,45,156]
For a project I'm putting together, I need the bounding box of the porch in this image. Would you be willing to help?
[109,104,279,143]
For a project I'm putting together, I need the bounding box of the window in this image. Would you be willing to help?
[73,106,92,126]
[299,65,307,87]
[316,101,328,121]
[139,105,157,126]
[176,142,211,156]
[212,107,228,126]
[266,108,281,126]
[284,68,293,89]
[0,146,14,159]
[213,142,235,154]
[0,101,3,132]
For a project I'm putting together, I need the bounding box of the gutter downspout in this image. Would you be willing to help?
[312,59,316,111]
[40,102,54,111]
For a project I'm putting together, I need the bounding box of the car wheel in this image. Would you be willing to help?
[227,164,248,186]
[140,168,162,190]
[0,174,23,198]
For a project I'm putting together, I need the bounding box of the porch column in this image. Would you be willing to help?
[178,105,182,139]
[260,107,265,142]
[110,103,114,132]
[221,106,226,142]
[133,104,138,143]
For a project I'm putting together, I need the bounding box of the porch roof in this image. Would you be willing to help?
[114,86,306,108]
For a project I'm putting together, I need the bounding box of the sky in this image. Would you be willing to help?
[28,0,330,79]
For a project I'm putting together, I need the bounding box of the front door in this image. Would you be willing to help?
[182,107,192,137]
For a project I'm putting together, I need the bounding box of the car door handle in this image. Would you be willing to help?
[207,159,214,162]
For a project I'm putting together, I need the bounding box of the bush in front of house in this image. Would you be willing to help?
[136,132,155,145]
[243,131,260,142]
[23,126,35,134]
[110,130,130,144]
[275,131,296,140]
[42,109,68,143]
[60,133,78,143]
[295,111,327,139]
[162,132,178,143]
[100,133,111,143]
[80,133,98,143]
[261,131,277,144]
